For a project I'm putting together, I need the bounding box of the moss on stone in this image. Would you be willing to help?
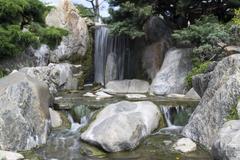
[20,150,43,160]
[79,30,93,86]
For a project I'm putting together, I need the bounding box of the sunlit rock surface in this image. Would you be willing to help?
[81,101,160,152]
[46,0,88,63]
[20,63,81,95]
[151,48,192,95]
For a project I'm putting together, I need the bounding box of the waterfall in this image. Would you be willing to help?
[94,26,131,85]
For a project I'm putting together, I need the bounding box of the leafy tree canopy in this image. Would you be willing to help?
[0,0,68,58]
[107,0,240,38]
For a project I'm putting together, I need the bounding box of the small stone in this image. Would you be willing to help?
[173,138,197,153]
[163,140,172,146]
[83,92,96,97]
[95,91,113,99]
[185,88,201,100]
[49,108,62,128]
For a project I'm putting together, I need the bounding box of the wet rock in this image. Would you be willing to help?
[0,72,50,151]
[0,150,24,160]
[49,108,63,128]
[173,138,197,153]
[46,0,88,63]
[81,101,160,152]
[142,16,171,79]
[185,88,201,100]
[182,55,240,148]
[142,41,169,79]
[104,79,150,94]
[71,105,91,123]
[151,48,192,95]
[20,63,82,95]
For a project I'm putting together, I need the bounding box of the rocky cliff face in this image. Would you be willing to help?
[46,0,89,63]
[182,54,240,149]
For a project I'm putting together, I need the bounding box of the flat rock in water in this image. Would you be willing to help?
[104,79,150,94]
[125,94,147,99]
[81,101,160,152]
[0,150,24,160]
[173,138,197,153]
[166,94,185,98]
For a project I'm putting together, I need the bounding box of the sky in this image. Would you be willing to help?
[41,0,109,17]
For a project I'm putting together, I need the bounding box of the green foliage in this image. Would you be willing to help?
[186,61,211,88]
[75,4,94,19]
[226,105,239,121]
[108,1,152,38]
[0,0,46,25]
[173,16,240,63]
[0,25,39,57]
[233,9,240,25]
[29,23,68,50]
[80,31,93,86]
[0,68,7,78]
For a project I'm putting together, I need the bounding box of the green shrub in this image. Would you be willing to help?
[233,9,240,25]
[226,105,239,121]
[75,4,94,19]
[0,68,7,78]
[0,0,68,58]
[172,16,233,64]
[186,61,211,88]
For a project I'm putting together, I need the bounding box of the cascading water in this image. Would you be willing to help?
[94,26,131,85]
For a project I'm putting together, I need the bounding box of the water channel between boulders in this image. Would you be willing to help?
[21,87,212,160]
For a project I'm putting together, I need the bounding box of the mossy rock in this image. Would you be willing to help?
[71,105,91,123]
[20,150,43,160]
[80,142,106,158]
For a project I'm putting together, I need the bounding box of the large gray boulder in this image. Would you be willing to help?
[81,101,160,152]
[46,0,88,63]
[142,16,171,79]
[182,54,240,148]
[0,72,50,151]
[212,120,240,160]
[20,63,82,95]
[104,79,150,94]
[150,48,192,95]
